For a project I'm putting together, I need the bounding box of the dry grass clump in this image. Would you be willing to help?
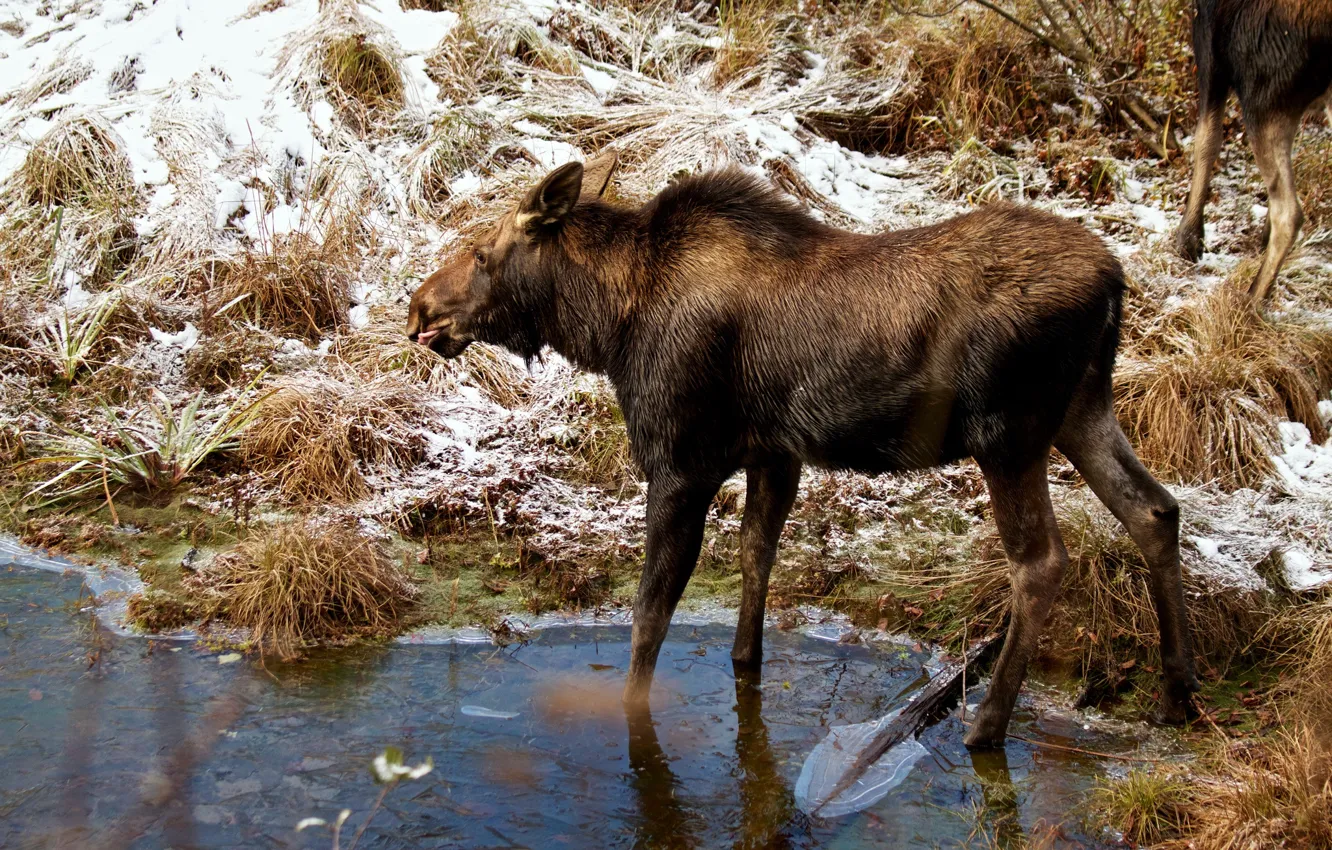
[1114,285,1332,490]
[713,0,803,87]
[1179,598,1332,849]
[279,0,405,132]
[331,319,455,393]
[901,498,1265,690]
[549,384,636,490]
[19,115,135,210]
[8,49,93,110]
[0,115,141,291]
[242,373,425,503]
[189,519,414,658]
[214,232,353,339]
[323,34,403,114]
[1186,726,1332,850]
[454,344,532,408]
[184,324,280,392]
[404,111,494,219]
[425,5,578,106]
[1295,132,1332,228]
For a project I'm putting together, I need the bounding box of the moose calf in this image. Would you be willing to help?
[1175,0,1332,301]
[408,154,1199,747]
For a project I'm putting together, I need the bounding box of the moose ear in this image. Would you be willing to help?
[517,161,584,230]
[579,150,619,202]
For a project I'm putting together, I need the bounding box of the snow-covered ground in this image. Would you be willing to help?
[1,0,1329,600]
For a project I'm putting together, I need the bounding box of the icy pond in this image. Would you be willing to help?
[2,556,1159,848]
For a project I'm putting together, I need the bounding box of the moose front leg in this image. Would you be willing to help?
[624,476,722,707]
[732,459,801,669]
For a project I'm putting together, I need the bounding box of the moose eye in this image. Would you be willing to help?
[474,249,488,267]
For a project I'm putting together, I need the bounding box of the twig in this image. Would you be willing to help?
[965,0,1082,61]
[100,456,119,526]
[1001,731,1167,763]
[961,617,968,725]
[345,782,393,850]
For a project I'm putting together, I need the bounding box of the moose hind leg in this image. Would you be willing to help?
[965,456,1068,749]
[1056,408,1200,723]
[1247,109,1304,303]
[1176,103,1225,262]
[732,459,801,669]
[624,477,720,708]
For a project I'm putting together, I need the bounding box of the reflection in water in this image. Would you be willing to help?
[1,565,1145,849]
[732,666,802,850]
[627,666,807,850]
[628,708,700,849]
[970,748,1025,849]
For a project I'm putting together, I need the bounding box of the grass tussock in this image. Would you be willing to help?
[551,385,635,490]
[1186,726,1332,850]
[183,324,280,392]
[898,498,1266,694]
[242,374,425,503]
[1115,285,1332,490]
[279,0,406,132]
[0,117,140,292]
[331,319,455,393]
[1091,769,1194,846]
[189,520,414,658]
[713,0,802,87]
[215,232,354,339]
[425,6,577,106]
[323,34,403,114]
[1179,598,1332,849]
[19,115,136,210]
[404,111,494,219]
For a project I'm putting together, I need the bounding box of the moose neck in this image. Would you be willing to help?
[536,209,638,380]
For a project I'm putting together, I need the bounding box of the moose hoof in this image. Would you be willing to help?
[1175,229,1204,263]
[1154,701,1194,727]
[963,712,1009,750]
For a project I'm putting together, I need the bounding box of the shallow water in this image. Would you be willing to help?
[1,562,1151,849]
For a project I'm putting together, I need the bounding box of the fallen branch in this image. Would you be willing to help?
[809,632,1003,816]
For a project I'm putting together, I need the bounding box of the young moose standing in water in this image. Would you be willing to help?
[407,154,1199,747]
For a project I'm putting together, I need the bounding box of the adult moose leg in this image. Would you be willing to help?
[1175,99,1226,262]
[965,456,1069,748]
[624,475,723,707]
[732,459,801,669]
[1056,402,1201,723]
[1247,109,1304,303]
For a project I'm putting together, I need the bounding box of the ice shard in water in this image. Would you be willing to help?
[794,706,929,818]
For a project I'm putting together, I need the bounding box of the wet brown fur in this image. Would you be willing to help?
[409,157,1199,746]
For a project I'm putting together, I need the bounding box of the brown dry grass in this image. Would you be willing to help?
[903,499,1266,686]
[19,115,135,209]
[214,232,354,340]
[1294,131,1332,229]
[1185,725,1332,850]
[1114,284,1332,490]
[323,34,403,114]
[184,324,280,392]
[1173,597,1332,849]
[189,520,414,659]
[331,319,456,393]
[0,115,141,292]
[242,373,425,503]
